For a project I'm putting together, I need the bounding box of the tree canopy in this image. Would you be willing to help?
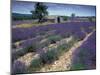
[31,2,48,23]
[71,13,75,18]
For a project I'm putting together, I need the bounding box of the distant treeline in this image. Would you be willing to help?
[12,13,96,22]
[12,13,69,21]
[12,13,33,21]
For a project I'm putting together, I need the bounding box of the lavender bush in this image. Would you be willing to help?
[71,31,96,70]
[30,58,43,71]
[12,61,27,74]
[40,49,58,64]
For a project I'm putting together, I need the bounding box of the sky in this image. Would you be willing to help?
[12,0,96,16]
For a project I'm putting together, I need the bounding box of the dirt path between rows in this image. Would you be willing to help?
[38,31,94,72]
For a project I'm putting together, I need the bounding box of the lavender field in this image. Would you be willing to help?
[11,1,96,74]
[11,21,96,74]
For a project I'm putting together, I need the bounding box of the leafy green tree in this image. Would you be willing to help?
[71,13,75,21]
[61,16,68,21]
[31,2,48,23]
[71,13,75,18]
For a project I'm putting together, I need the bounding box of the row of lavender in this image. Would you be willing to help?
[71,31,96,70]
[12,22,96,43]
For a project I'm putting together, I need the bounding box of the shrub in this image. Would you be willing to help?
[39,39,50,48]
[12,44,17,49]
[40,49,58,64]
[84,27,94,34]
[73,32,86,41]
[48,35,62,44]
[62,16,68,21]
[25,44,37,52]
[59,44,67,51]
[30,58,42,71]
[57,39,75,56]
[57,43,68,55]
[67,39,77,49]
[12,61,27,74]
[12,42,40,62]
[88,17,93,22]
[39,31,46,35]
[65,33,71,38]
[12,48,28,62]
